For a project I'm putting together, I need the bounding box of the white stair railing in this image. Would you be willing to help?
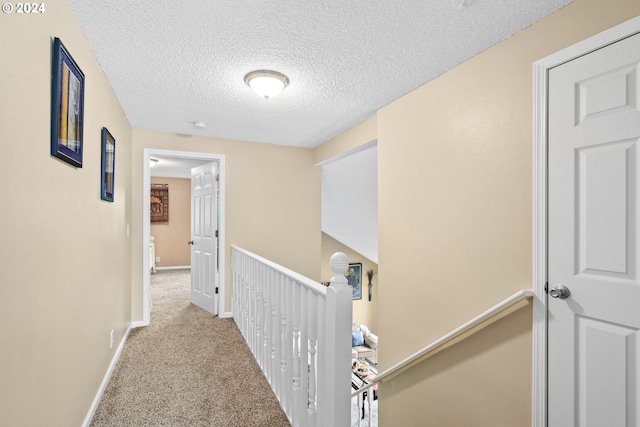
[232,246,352,427]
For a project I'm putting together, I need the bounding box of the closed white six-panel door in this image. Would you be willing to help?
[548,32,640,426]
[191,163,218,315]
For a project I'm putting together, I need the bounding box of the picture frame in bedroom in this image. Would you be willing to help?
[150,184,169,223]
[100,127,116,202]
[346,262,362,300]
[50,37,85,168]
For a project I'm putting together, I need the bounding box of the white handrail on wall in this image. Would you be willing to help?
[352,289,534,399]
[231,246,353,427]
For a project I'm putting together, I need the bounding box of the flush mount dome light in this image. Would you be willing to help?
[244,70,289,99]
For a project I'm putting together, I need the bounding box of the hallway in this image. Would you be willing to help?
[90,270,290,426]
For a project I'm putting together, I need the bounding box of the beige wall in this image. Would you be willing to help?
[132,130,321,317]
[376,0,640,426]
[0,2,133,426]
[150,177,190,267]
[321,233,379,332]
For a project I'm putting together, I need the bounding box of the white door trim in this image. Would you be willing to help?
[140,148,226,326]
[532,15,640,427]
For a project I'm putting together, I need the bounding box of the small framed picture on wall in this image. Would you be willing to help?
[51,37,85,167]
[346,263,362,300]
[100,127,116,202]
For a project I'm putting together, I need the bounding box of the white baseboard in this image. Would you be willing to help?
[155,266,191,271]
[82,324,132,427]
[131,319,149,328]
[219,311,233,319]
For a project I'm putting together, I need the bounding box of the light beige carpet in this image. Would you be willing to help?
[90,269,291,427]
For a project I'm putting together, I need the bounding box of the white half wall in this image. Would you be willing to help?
[321,142,378,263]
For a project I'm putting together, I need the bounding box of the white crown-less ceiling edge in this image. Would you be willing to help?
[67,0,572,148]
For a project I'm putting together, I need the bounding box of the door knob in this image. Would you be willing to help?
[188,240,194,245]
[549,284,570,299]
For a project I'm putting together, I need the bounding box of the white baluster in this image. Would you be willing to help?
[292,282,301,426]
[271,268,278,385]
[247,256,253,352]
[235,251,240,331]
[235,250,241,330]
[233,250,239,329]
[271,270,279,395]
[300,287,310,427]
[256,263,264,368]
[237,251,243,335]
[251,257,258,353]
[284,278,294,417]
[307,290,318,422]
[231,249,236,321]
[242,254,248,339]
[279,275,288,412]
[262,266,269,377]
[316,289,327,427]
[238,251,245,337]
[243,253,249,339]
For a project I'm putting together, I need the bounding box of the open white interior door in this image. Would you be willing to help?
[548,32,640,426]
[190,162,218,315]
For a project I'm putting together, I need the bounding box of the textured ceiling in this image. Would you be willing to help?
[68,0,571,148]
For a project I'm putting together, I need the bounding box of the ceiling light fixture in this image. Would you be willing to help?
[244,70,289,100]
[150,158,159,167]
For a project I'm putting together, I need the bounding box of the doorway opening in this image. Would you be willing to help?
[142,148,226,326]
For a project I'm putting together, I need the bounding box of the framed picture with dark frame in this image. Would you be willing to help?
[51,37,85,167]
[346,262,362,300]
[100,127,116,202]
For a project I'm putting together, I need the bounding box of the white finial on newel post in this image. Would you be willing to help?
[330,252,349,289]
[324,251,352,426]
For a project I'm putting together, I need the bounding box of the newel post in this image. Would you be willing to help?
[324,252,352,427]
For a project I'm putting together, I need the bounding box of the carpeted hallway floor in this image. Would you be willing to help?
[90,269,291,427]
